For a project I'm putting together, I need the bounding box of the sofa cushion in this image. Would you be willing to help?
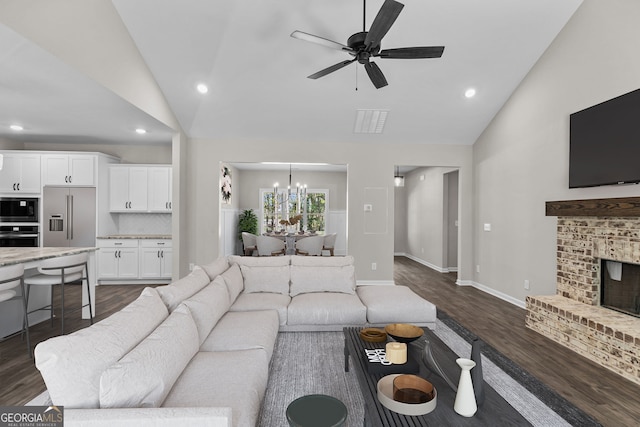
[34,287,168,408]
[289,264,355,296]
[163,349,269,427]
[156,266,211,311]
[240,264,290,294]
[200,257,230,280]
[356,285,437,325]
[229,293,290,326]
[99,304,200,408]
[221,264,244,303]
[287,293,366,325]
[182,276,230,345]
[200,310,280,360]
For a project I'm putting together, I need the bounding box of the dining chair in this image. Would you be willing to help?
[256,235,286,256]
[241,232,258,256]
[0,263,31,356]
[322,233,337,256]
[295,235,325,256]
[24,252,93,335]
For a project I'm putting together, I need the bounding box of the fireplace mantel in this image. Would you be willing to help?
[546,196,640,217]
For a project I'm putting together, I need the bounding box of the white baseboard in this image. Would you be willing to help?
[397,255,525,309]
[460,280,526,309]
[397,253,457,273]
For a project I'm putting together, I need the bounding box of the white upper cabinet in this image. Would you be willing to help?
[0,153,41,193]
[109,165,172,213]
[42,154,95,186]
[148,166,172,212]
[109,166,148,212]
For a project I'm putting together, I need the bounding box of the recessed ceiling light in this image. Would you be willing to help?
[135,128,147,134]
[465,88,476,98]
[10,124,23,131]
[196,83,208,94]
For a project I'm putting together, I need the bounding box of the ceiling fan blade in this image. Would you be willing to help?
[364,0,404,49]
[364,61,388,89]
[308,59,357,80]
[377,46,445,59]
[291,30,353,53]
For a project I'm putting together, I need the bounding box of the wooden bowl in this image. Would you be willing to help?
[384,323,424,343]
[360,328,388,343]
[393,374,435,404]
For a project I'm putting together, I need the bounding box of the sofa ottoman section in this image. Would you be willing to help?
[200,310,279,360]
[163,349,269,427]
[356,285,437,329]
[285,293,367,330]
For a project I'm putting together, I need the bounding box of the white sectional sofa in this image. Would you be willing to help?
[34,255,436,427]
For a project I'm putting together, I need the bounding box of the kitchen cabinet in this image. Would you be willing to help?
[0,153,41,193]
[139,239,173,279]
[147,167,172,212]
[96,240,139,280]
[109,166,148,212]
[42,154,95,186]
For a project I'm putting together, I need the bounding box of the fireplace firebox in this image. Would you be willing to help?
[600,259,640,318]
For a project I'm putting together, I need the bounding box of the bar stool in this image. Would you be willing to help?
[0,264,31,357]
[24,253,93,335]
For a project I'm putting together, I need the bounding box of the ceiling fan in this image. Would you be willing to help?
[291,0,445,89]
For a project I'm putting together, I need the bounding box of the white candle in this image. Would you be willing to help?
[385,342,407,364]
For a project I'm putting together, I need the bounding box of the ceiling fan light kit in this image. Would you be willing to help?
[291,0,444,89]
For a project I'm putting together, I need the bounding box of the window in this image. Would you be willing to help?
[260,189,328,234]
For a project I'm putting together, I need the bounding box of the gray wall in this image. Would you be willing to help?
[186,139,473,283]
[472,0,640,305]
[395,167,458,272]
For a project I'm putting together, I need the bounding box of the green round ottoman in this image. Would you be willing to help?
[286,394,348,427]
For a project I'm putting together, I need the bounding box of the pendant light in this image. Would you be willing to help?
[394,166,405,187]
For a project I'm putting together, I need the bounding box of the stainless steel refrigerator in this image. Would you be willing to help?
[43,186,96,247]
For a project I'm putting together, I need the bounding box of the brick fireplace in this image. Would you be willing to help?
[526,197,640,385]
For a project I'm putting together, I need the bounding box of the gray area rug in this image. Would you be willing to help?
[258,320,601,427]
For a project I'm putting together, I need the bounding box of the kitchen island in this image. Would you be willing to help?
[0,247,98,339]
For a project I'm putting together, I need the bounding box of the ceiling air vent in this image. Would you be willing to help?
[354,109,389,134]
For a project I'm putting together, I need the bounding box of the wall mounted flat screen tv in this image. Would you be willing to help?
[569,88,640,188]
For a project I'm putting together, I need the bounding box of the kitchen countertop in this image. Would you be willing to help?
[0,247,98,267]
[96,235,172,240]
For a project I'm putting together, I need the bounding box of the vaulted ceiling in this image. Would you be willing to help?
[0,0,582,147]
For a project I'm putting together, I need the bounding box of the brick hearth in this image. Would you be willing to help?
[526,210,640,385]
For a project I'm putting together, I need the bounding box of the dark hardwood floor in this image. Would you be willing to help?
[2,259,639,426]
[0,283,149,406]
[394,256,640,427]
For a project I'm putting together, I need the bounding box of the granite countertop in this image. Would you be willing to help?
[0,247,98,267]
[96,235,172,240]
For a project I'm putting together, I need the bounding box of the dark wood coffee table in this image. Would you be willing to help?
[343,327,531,426]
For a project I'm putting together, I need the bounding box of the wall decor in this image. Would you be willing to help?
[221,164,232,204]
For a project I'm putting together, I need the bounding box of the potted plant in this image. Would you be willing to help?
[237,208,258,241]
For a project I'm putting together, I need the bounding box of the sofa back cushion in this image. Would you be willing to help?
[240,265,290,294]
[221,263,244,303]
[156,266,210,311]
[289,255,356,296]
[99,304,200,408]
[200,257,230,280]
[34,287,169,408]
[182,276,230,345]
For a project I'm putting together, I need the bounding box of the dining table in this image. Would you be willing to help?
[263,232,317,255]
[0,247,98,321]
